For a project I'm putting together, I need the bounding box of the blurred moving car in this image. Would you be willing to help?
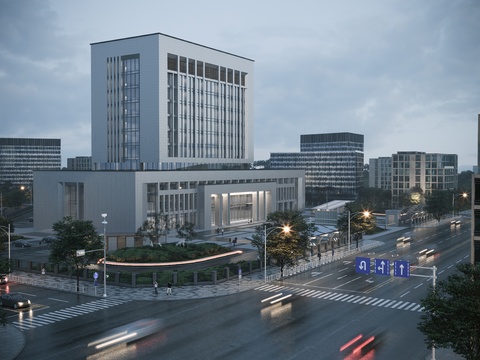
[0,274,8,285]
[1,293,31,309]
[13,240,31,248]
[340,327,387,357]
[42,236,57,244]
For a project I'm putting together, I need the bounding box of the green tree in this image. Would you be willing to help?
[424,190,451,222]
[49,217,103,292]
[458,171,473,194]
[356,187,392,213]
[175,222,197,246]
[417,263,480,360]
[136,212,170,245]
[336,204,376,240]
[251,210,316,275]
[0,182,28,209]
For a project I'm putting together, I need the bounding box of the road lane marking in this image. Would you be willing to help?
[49,298,69,303]
[302,273,332,285]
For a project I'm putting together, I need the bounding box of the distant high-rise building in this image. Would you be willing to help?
[67,156,92,171]
[392,151,457,208]
[270,132,364,200]
[472,174,480,264]
[0,138,61,186]
[477,114,480,173]
[369,157,392,190]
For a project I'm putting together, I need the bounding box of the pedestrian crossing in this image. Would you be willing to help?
[255,284,424,312]
[12,298,130,331]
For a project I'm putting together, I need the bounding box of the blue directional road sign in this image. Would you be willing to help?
[355,257,371,274]
[374,258,390,276]
[394,260,410,278]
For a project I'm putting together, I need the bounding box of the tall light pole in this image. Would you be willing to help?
[101,213,107,298]
[0,224,10,273]
[452,192,468,218]
[264,224,290,283]
[347,210,370,252]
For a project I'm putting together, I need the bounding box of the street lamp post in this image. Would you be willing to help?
[452,192,468,219]
[0,224,10,273]
[101,213,107,298]
[347,210,370,252]
[263,224,290,283]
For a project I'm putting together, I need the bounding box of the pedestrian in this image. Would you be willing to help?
[153,281,158,294]
[229,238,232,245]
[221,228,224,236]
[167,281,172,295]
[41,267,46,275]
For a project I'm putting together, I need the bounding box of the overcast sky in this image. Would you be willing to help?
[1,0,479,169]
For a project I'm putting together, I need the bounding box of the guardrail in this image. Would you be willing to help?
[9,274,93,294]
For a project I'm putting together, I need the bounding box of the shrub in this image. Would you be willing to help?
[109,243,230,263]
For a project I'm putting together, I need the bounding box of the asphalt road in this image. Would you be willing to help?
[2,220,467,359]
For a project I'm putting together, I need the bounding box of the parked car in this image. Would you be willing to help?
[1,293,31,309]
[0,274,7,285]
[13,240,31,248]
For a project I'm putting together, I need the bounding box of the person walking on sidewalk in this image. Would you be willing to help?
[153,281,158,294]
[167,281,172,295]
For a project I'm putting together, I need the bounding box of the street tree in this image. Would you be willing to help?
[0,182,27,209]
[136,212,170,245]
[337,204,376,243]
[251,210,316,275]
[49,217,103,292]
[424,190,451,222]
[176,222,197,246]
[417,263,480,360]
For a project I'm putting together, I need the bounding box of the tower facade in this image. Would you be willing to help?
[270,132,364,199]
[91,33,254,171]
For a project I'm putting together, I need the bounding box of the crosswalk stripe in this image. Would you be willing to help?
[255,287,423,312]
[12,299,130,331]
[404,303,417,310]
[397,302,410,309]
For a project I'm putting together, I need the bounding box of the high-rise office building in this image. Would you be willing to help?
[0,138,61,186]
[66,156,92,171]
[391,151,457,207]
[369,157,392,190]
[91,33,254,171]
[270,132,364,200]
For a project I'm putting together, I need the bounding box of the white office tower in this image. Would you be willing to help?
[91,33,254,171]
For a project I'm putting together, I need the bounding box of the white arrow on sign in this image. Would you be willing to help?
[377,261,385,273]
[359,260,367,270]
